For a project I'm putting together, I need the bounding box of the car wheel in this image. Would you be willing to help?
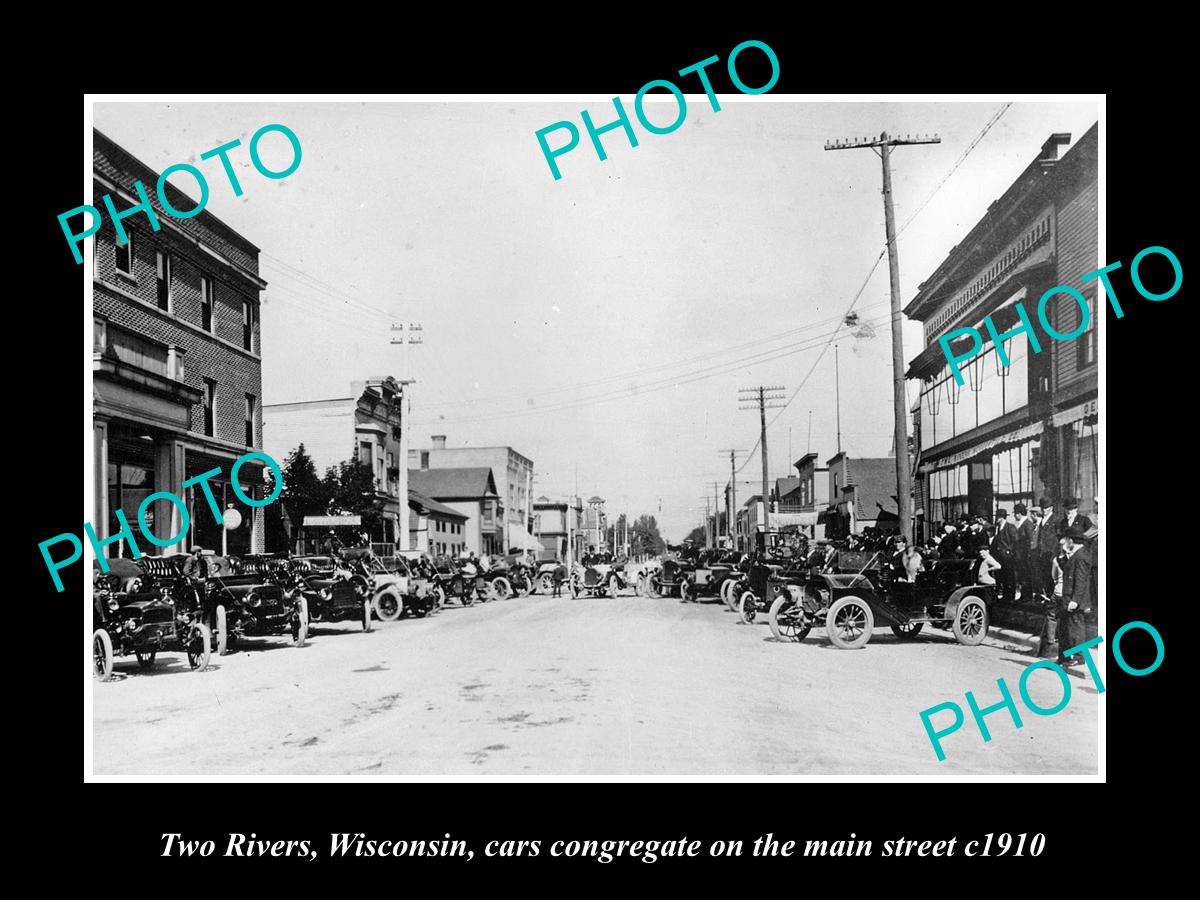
[538,573,554,595]
[362,599,373,632]
[93,629,114,682]
[214,604,229,656]
[373,588,403,622]
[186,623,211,671]
[738,591,759,625]
[490,577,512,601]
[769,595,812,642]
[952,596,989,646]
[721,579,737,611]
[433,585,446,611]
[135,651,157,669]
[292,596,309,647]
[891,621,925,640]
[679,580,692,603]
[609,575,620,598]
[826,596,875,649]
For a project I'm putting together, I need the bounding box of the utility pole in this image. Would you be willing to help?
[834,344,842,455]
[717,450,747,549]
[739,386,786,538]
[825,130,939,540]
[706,481,723,548]
[390,322,422,552]
[699,496,713,548]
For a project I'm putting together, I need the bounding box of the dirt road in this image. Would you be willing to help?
[92,592,1099,777]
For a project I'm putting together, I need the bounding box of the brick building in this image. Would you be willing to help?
[905,126,1099,542]
[91,129,269,558]
[821,453,898,538]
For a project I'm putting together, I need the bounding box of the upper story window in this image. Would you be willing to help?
[203,379,216,437]
[156,251,172,311]
[200,276,215,333]
[242,300,255,352]
[115,228,133,276]
[359,441,372,467]
[244,394,256,447]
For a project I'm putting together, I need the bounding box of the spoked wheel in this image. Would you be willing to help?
[891,621,925,640]
[214,605,229,656]
[136,651,157,669]
[433,585,447,611]
[538,573,554,595]
[93,629,114,682]
[952,596,989,646]
[373,588,403,622]
[826,596,875,649]
[722,580,738,611]
[292,596,309,647]
[186,624,211,671]
[362,599,374,632]
[679,580,693,603]
[609,576,621,598]
[490,577,512,601]
[738,591,760,625]
[769,595,812,642]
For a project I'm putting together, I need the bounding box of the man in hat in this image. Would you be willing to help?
[990,509,1018,603]
[1056,524,1093,663]
[1035,499,1061,596]
[181,545,209,581]
[1057,498,1094,539]
[1013,503,1035,601]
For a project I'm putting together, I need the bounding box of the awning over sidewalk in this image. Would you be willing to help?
[506,521,542,551]
[771,511,820,527]
[918,421,1044,473]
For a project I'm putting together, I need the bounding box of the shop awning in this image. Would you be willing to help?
[1051,398,1098,428]
[918,420,1044,473]
[771,511,820,527]
[506,521,542,551]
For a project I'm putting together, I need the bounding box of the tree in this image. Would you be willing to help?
[266,443,329,552]
[629,514,665,556]
[324,458,384,535]
[683,525,706,545]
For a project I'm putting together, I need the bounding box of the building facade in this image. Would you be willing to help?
[408,467,502,556]
[407,489,469,557]
[263,376,407,553]
[532,496,584,562]
[822,453,898,538]
[92,130,269,559]
[905,126,1099,542]
[583,496,607,552]
[408,436,534,552]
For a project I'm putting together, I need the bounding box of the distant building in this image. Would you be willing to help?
[407,489,468,557]
[408,436,535,553]
[263,377,407,553]
[823,453,898,538]
[408,467,502,556]
[532,495,584,562]
[583,496,607,552]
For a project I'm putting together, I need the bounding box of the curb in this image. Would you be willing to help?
[981,625,1040,655]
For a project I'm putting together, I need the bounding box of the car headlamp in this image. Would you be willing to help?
[107,597,120,612]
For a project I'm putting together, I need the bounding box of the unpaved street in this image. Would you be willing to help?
[93,592,1099,777]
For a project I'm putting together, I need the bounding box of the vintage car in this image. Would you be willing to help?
[375,556,439,619]
[679,550,738,604]
[767,548,993,649]
[575,552,628,598]
[92,558,211,681]
[140,554,308,656]
[285,555,372,631]
[531,561,580,596]
[650,545,700,598]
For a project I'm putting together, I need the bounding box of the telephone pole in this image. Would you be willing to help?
[390,322,423,551]
[739,386,786,537]
[825,131,939,539]
[706,481,723,548]
[717,450,747,549]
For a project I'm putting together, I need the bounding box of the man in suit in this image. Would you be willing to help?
[1057,524,1093,664]
[1013,503,1035,601]
[1058,498,1094,538]
[1036,498,1062,596]
[990,509,1018,603]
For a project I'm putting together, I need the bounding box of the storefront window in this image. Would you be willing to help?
[105,427,156,559]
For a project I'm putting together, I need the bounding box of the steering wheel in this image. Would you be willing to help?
[767,544,792,559]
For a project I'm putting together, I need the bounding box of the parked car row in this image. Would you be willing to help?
[90,549,539,681]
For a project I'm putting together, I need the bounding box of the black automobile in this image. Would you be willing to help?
[92,558,211,681]
[264,555,372,633]
[141,554,308,655]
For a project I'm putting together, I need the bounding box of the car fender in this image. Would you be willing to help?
[943,585,992,620]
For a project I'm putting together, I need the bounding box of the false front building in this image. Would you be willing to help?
[904,126,1098,540]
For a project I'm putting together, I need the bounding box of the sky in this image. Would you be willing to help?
[95,98,1098,541]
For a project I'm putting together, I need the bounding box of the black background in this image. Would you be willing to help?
[20,24,1180,882]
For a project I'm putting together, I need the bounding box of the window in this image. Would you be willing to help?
[244,394,256,447]
[420,451,430,468]
[1077,327,1096,369]
[359,441,372,466]
[203,379,216,437]
[156,251,171,310]
[242,300,255,351]
[200,277,214,333]
[115,228,133,275]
